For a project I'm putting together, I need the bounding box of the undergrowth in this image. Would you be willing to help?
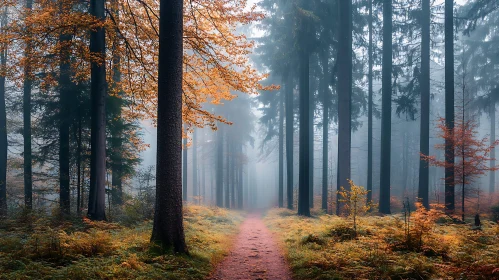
[0,205,243,280]
[265,208,499,280]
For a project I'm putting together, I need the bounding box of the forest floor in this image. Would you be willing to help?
[0,205,243,280]
[210,213,292,280]
[264,208,499,280]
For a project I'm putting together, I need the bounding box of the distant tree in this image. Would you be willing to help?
[23,0,33,210]
[379,0,393,214]
[444,0,455,214]
[87,0,107,221]
[336,0,352,215]
[151,0,187,254]
[0,6,7,217]
[418,0,431,209]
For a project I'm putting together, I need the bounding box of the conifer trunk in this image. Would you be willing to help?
[151,0,187,254]
[0,7,7,216]
[24,0,33,210]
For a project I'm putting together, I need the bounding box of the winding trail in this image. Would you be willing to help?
[210,213,292,280]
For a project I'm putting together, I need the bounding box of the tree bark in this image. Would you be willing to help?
[59,29,71,215]
[309,70,314,209]
[285,73,294,210]
[379,0,392,214]
[367,0,373,206]
[490,103,495,194]
[445,0,455,213]
[87,0,107,221]
[418,0,431,209]
[0,7,7,216]
[279,85,284,208]
[336,0,352,215]
[24,0,33,210]
[321,48,329,211]
[298,48,310,216]
[151,0,187,254]
[193,128,198,201]
[225,130,230,208]
[216,125,223,207]
[182,128,187,201]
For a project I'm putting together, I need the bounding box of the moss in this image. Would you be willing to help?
[264,208,499,280]
[0,205,243,280]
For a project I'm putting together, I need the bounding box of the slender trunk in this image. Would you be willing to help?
[379,0,392,214]
[0,7,8,216]
[76,114,82,214]
[367,0,373,206]
[24,0,33,210]
[444,0,455,213]
[230,139,235,208]
[225,131,230,208]
[59,0,72,215]
[110,0,123,205]
[309,73,314,209]
[201,131,206,203]
[285,73,294,210]
[402,132,408,196]
[490,104,495,194]
[238,144,243,209]
[418,0,430,209]
[279,85,284,208]
[193,128,198,201]
[88,0,107,221]
[182,129,187,201]
[151,0,187,254]
[337,0,353,215]
[298,47,310,216]
[216,125,223,207]
[321,48,329,211]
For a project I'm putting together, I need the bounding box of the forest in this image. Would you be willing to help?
[1,0,499,279]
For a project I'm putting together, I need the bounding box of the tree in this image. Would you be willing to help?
[423,117,499,220]
[285,74,294,210]
[336,0,352,215]
[297,0,312,217]
[366,0,374,206]
[379,0,392,214]
[151,0,187,254]
[87,0,107,221]
[0,6,7,216]
[321,46,329,211]
[58,0,72,215]
[444,0,455,214]
[23,0,33,210]
[279,85,284,208]
[183,128,188,201]
[418,0,431,209]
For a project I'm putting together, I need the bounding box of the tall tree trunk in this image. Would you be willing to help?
[182,129,187,201]
[321,48,329,211]
[444,0,455,213]
[110,0,123,205]
[278,86,284,208]
[309,75,314,209]
[225,132,230,208]
[285,73,294,210]
[24,0,33,210]
[59,20,72,215]
[379,0,392,214]
[193,128,198,201]
[151,0,187,254]
[418,0,430,209]
[76,114,82,214]
[336,0,352,215]
[230,139,235,208]
[0,7,7,216]
[367,0,373,206]
[238,143,243,209]
[201,131,206,203]
[490,103,496,194]
[88,0,107,221]
[216,125,223,207]
[402,132,409,196]
[298,44,310,216]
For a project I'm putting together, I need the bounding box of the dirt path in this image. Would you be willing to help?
[210,213,292,280]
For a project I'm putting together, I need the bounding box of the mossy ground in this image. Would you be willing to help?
[264,208,499,280]
[0,205,244,280]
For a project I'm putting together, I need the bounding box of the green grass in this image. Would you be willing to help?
[0,205,244,280]
[265,208,499,280]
